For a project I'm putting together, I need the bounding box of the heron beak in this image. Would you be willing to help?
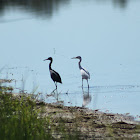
[71,57,77,59]
[43,58,48,61]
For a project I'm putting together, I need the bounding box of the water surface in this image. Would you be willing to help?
[0,0,140,119]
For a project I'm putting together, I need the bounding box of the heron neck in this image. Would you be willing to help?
[49,60,52,70]
[78,59,82,70]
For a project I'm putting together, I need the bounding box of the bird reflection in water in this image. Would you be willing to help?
[82,88,92,107]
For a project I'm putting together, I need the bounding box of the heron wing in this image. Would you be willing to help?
[81,68,90,79]
[50,69,62,83]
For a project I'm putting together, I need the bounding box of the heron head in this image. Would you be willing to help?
[71,56,81,60]
[44,57,53,61]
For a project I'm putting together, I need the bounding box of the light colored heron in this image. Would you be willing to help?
[72,56,90,88]
[44,57,62,90]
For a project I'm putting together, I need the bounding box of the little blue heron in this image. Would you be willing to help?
[44,57,62,90]
[72,56,90,88]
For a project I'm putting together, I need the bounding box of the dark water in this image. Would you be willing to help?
[0,0,140,119]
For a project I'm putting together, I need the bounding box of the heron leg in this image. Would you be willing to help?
[82,79,83,89]
[55,82,57,90]
[87,79,89,89]
[51,82,57,94]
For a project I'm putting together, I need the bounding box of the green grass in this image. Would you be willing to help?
[0,88,53,140]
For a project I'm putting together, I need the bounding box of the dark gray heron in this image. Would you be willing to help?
[72,56,90,88]
[44,57,62,90]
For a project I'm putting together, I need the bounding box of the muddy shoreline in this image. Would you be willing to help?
[35,100,140,139]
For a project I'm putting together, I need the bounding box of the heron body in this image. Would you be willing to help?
[72,56,90,88]
[80,68,90,80]
[44,57,62,89]
[50,69,62,84]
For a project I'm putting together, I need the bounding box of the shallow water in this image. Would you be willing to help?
[0,0,140,118]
